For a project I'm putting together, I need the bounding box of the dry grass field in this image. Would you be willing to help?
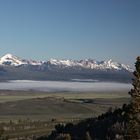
[0,90,130,139]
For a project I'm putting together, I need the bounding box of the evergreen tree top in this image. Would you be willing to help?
[136,56,140,73]
[136,56,140,61]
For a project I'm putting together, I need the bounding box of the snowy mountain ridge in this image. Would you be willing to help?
[0,53,133,72]
[0,53,42,66]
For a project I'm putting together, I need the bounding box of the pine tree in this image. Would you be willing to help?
[126,56,140,139]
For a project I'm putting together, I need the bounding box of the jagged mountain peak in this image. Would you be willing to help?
[48,58,133,72]
[0,53,133,72]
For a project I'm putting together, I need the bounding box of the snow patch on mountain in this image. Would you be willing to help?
[49,59,75,66]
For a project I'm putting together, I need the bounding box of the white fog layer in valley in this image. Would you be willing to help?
[0,80,132,92]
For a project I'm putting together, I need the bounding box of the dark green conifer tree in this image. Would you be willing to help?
[126,56,140,139]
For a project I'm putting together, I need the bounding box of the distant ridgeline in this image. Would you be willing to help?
[0,54,133,82]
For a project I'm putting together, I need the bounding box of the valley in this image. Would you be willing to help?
[0,90,130,139]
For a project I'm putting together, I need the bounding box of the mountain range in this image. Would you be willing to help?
[0,53,133,82]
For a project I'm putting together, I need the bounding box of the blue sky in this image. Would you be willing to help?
[0,0,140,67]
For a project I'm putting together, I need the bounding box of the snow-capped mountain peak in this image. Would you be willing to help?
[2,53,14,58]
[0,53,42,66]
[48,58,133,72]
[0,53,133,72]
[0,53,27,66]
[1,53,19,60]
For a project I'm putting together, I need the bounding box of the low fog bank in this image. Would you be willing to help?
[0,80,132,92]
